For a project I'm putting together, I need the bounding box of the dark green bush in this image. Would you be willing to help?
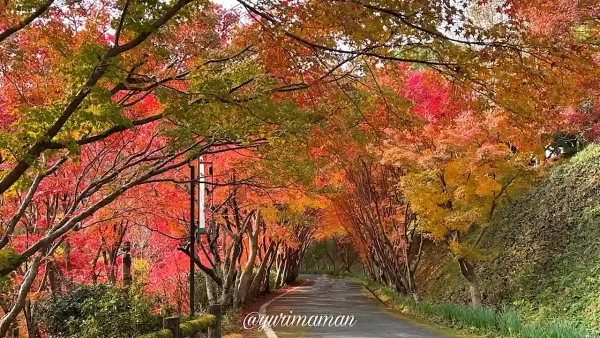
[39,284,162,338]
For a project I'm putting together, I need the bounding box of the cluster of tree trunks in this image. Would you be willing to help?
[333,161,423,302]
[301,237,359,274]
[273,222,315,288]
[332,161,484,306]
[180,186,316,313]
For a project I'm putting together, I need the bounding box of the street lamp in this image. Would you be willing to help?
[197,157,206,235]
[189,156,213,317]
[188,162,196,317]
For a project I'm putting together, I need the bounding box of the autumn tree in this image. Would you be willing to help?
[330,162,423,301]
[170,144,324,312]
[373,64,542,305]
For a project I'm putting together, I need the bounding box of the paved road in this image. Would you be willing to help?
[256,274,455,338]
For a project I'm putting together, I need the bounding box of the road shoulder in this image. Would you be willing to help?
[358,279,482,338]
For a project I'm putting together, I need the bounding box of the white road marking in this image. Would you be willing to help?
[258,282,306,338]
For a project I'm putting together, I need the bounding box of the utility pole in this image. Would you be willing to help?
[189,156,212,318]
[189,164,195,317]
[198,157,206,235]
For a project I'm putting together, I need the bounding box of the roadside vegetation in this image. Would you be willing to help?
[417,144,600,332]
[356,274,589,338]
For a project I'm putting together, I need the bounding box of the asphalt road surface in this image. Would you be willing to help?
[253,274,457,338]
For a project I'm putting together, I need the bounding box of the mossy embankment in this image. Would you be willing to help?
[416,143,600,332]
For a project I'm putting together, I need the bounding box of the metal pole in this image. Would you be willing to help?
[189,164,195,317]
[198,157,205,234]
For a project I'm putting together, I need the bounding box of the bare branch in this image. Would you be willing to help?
[0,0,54,43]
[114,0,131,47]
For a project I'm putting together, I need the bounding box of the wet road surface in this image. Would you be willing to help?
[253,274,457,338]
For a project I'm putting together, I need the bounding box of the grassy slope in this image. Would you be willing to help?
[416,144,600,331]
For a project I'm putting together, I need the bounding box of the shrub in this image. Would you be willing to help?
[39,284,162,338]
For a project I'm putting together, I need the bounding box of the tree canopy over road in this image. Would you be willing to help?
[1,0,600,336]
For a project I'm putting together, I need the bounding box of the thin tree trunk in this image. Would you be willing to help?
[47,261,60,296]
[458,258,481,306]
[23,300,42,338]
[234,220,258,307]
[248,242,275,300]
[0,258,41,337]
[122,241,132,287]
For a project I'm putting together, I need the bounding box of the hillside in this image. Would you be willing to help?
[417,143,600,331]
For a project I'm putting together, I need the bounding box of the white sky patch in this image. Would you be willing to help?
[212,0,240,9]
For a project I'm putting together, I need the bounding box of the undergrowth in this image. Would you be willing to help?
[350,273,593,338]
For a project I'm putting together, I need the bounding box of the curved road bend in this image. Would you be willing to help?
[253,274,459,338]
